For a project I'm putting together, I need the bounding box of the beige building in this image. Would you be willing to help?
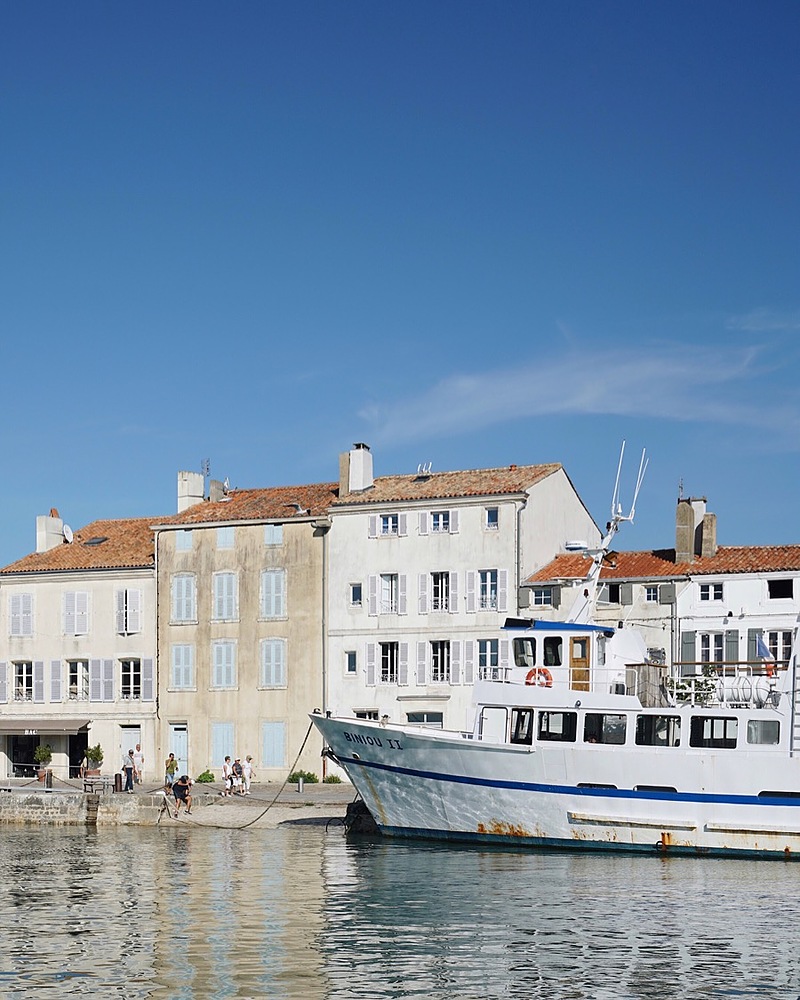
[0,511,157,780]
[153,472,337,781]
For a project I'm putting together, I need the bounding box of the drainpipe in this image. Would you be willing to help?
[313,518,332,776]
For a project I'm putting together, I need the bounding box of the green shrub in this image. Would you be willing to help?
[288,770,318,783]
[195,770,215,783]
[34,744,53,765]
[323,774,342,783]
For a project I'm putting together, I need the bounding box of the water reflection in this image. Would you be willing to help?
[0,826,799,998]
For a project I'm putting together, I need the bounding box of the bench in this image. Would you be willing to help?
[83,776,113,794]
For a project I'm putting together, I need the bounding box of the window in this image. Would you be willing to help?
[768,578,793,600]
[211,722,235,767]
[430,640,451,683]
[115,589,141,635]
[510,708,535,745]
[265,524,284,546]
[345,651,357,675]
[636,715,681,747]
[355,710,379,721]
[479,639,500,680]
[538,711,577,742]
[212,641,237,688]
[68,660,90,700]
[513,638,535,669]
[260,639,286,688]
[689,715,738,749]
[64,591,90,636]
[700,583,723,602]
[645,586,658,603]
[349,583,362,607]
[14,661,33,701]
[9,594,33,637]
[380,514,399,536]
[747,719,780,745]
[699,633,724,663]
[605,584,621,603]
[485,507,499,530]
[261,569,286,619]
[171,645,195,689]
[171,575,197,622]
[533,588,553,607]
[380,574,398,614]
[213,572,238,621]
[479,570,498,611]
[175,530,193,551]
[262,721,286,768]
[217,526,234,549]
[584,713,627,745]
[407,711,443,728]
[768,631,794,665]
[542,637,562,667]
[431,510,450,533]
[380,642,399,684]
[431,572,450,612]
[120,659,142,699]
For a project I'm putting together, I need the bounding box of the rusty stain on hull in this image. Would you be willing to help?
[477,819,532,838]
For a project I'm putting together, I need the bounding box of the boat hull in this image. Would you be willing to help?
[314,715,800,859]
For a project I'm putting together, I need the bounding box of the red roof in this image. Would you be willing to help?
[0,518,157,575]
[156,482,340,526]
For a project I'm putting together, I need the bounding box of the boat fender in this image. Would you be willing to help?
[525,667,553,688]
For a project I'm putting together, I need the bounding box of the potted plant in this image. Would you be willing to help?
[34,743,52,781]
[85,744,104,775]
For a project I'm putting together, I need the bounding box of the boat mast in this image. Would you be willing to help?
[567,442,648,625]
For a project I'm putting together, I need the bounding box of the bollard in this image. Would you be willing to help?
[297,776,304,793]
[114,772,123,794]
[45,769,53,790]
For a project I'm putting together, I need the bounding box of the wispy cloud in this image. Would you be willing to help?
[725,308,800,332]
[362,344,800,446]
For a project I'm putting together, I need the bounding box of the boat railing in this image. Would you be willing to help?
[669,660,783,708]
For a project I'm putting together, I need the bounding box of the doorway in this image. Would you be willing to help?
[10,735,38,777]
[169,724,189,777]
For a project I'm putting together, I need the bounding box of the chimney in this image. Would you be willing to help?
[675,496,710,563]
[36,512,64,553]
[177,471,205,513]
[208,479,225,503]
[339,443,373,497]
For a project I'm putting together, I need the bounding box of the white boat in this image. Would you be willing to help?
[312,449,800,858]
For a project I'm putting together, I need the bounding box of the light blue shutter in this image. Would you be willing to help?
[449,572,459,614]
[10,596,21,636]
[89,660,102,701]
[211,722,235,766]
[365,644,376,686]
[262,721,286,768]
[142,658,154,701]
[0,662,6,702]
[463,641,475,685]
[102,659,114,701]
[417,641,427,684]
[398,643,409,685]
[50,660,62,702]
[33,661,44,703]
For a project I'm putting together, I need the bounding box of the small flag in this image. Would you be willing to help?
[756,635,773,660]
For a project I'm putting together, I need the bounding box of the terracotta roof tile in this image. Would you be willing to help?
[156,483,340,526]
[527,545,800,584]
[0,518,157,575]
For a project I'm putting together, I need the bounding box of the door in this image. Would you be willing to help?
[169,724,188,777]
[120,727,141,772]
[570,637,591,691]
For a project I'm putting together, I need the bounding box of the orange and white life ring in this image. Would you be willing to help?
[525,667,553,688]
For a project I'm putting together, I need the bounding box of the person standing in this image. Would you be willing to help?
[232,757,244,795]
[122,749,136,793]
[242,755,255,795]
[132,744,144,785]
[221,756,233,797]
[164,753,179,788]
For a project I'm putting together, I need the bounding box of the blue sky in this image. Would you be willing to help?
[1,2,799,566]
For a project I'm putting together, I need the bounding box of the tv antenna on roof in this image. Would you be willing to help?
[416,462,432,476]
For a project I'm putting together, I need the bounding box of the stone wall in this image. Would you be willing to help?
[0,791,166,826]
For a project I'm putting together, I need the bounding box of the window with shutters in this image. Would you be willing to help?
[264,524,283,546]
[380,642,399,684]
[262,721,286,768]
[431,572,450,611]
[14,661,33,701]
[115,589,142,635]
[171,645,195,689]
[380,574,398,614]
[261,570,286,619]
[211,722,235,767]
[9,594,33,637]
[478,570,498,611]
[431,511,450,533]
[63,592,90,636]
[68,660,90,700]
[213,572,238,621]
[260,638,287,688]
[171,575,197,623]
[645,586,659,603]
[212,641,237,688]
[121,658,142,699]
[380,514,399,536]
[479,639,500,680]
[532,588,553,607]
[430,641,451,683]
[768,630,794,666]
[175,530,193,551]
[699,633,724,663]
[217,526,234,549]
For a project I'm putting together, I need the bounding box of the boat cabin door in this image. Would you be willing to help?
[570,637,590,691]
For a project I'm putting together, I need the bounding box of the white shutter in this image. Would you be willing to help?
[449,509,459,533]
[368,516,378,538]
[33,661,45,703]
[449,571,459,614]
[498,570,509,613]
[0,662,6,703]
[142,658,154,701]
[466,571,476,613]
[417,641,427,685]
[115,590,127,633]
[398,513,407,536]
[419,512,429,535]
[127,589,142,633]
[50,660,62,702]
[76,592,89,635]
[89,659,102,701]
[463,641,475,685]
[64,592,76,635]
[398,643,409,685]
[418,573,429,614]
[368,575,378,616]
[398,575,408,615]
[451,642,461,685]
[102,659,114,702]
[10,595,22,636]
[366,643,376,686]
[499,639,510,672]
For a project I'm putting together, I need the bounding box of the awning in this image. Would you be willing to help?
[0,718,91,736]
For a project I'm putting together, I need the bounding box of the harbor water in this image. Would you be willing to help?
[2,821,800,999]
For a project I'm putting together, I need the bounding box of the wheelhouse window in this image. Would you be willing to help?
[584,713,627,745]
[380,642,399,684]
[635,715,681,747]
[14,661,33,701]
[431,572,450,611]
[479,638,500,680]
[430,640,451,683]
[700,583,723,602]
[514,638,535,669]
[537,711,577,742]
[355,710,379,721]
[68,659,90,700]
[120,658,142,699]
[510,708,535,745]
[747,719,780,745]
[407,711,443,728]
[543,637,562,667]
[689,715,738,749]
